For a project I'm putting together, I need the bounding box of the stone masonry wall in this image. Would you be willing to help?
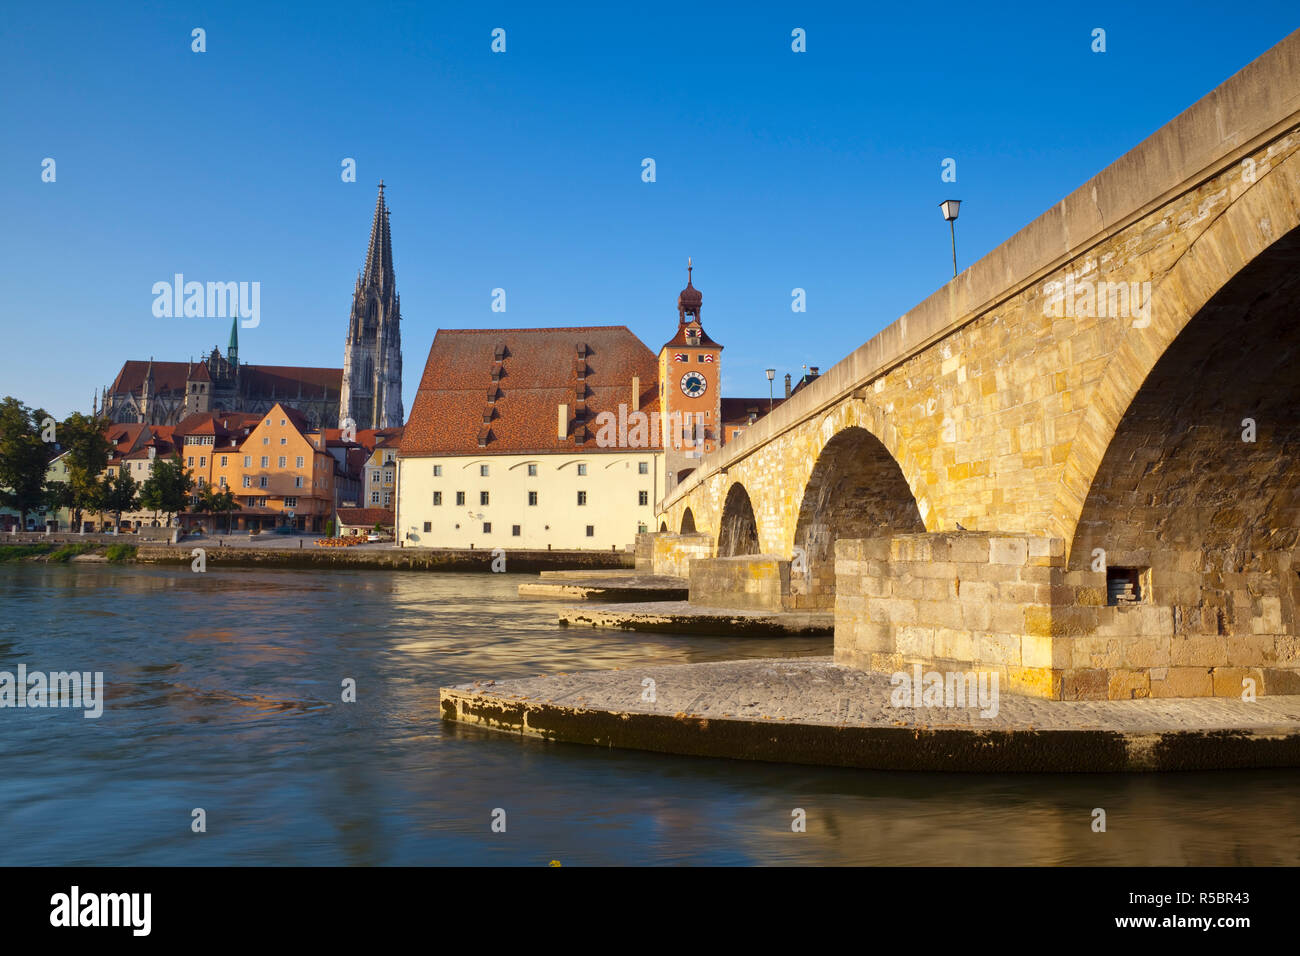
[689,556,791,611]
[651,532,713,578]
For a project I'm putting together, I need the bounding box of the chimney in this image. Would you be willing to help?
[810,366,820,377]
[558,403,569,440]
[631,376,640,412]
[784,373,792,398]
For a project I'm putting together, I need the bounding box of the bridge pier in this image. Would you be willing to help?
[835,532,1300,700]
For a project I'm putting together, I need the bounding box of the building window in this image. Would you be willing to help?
[200,456,207,467]
[263,437,269,445]
[480,464,489,476]
[577,491,587,506]
[278,457,287,468]
[187,457,194,467]
[243,456,251,468]
[259,476,268,488]
[383,470,393,484]
[280,437,287,445]
[638,491,649,506]
[371,472,379,484]
[261,456,269,468]
[512,525,521,536]
[383,492,392,506]
[219,476,227,488]
[371,491,380,504]
[528,491,537,506]
[577,463,587,476]
[433,465,442,477]
[456,491,465,506]
[295,476,304,488]
[527,464,537,477]
[243,476,251,488]
[284,497,297,508]
[482,522,492,534]
[296,457,304,468]
[433,492,442,506]
[221,456,228,467]
[586,525,594,537]
[479,491,490,506]
[280,419,286,426]
[638,461,648,474]
[423,521,432,532]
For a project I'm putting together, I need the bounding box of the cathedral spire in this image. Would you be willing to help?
[362,181,394,291]
[341,181,404,430]
[228,315,239,367]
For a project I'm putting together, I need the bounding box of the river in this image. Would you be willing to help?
[1,563,1296,865]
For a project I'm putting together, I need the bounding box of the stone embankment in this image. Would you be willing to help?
[135,544,633,573]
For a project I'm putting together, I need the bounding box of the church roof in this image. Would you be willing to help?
[402,326,661,457]
[241,365,342,398]
[108,359,341,400]
[110,360,192,396]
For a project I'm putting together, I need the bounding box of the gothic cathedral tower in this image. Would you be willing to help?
[657,260,722,487]
[340,182,404,429]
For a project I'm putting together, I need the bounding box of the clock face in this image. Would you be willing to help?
[680,371,708,398]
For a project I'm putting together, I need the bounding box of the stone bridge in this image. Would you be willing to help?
[655,31,1300,700]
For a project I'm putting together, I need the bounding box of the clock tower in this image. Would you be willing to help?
[658,259,722,487]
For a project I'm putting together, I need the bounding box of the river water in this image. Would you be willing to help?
[1,563,1296,866]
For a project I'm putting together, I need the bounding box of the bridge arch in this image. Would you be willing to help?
[717,482,761,556]
[792,425,924,606]
[1066,216,1300,645]
[1058,146,1300,551]
[679,508,697,534]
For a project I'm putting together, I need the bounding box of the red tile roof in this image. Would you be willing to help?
[721,397,785,424]
[402,327,661,457]
[336,508,394,527]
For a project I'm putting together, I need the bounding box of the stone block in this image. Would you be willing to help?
[1210,667,1263,698]
[1149,667,1214,698]
[1169,634,1227,667]
[978,632,1021,666]
[1061,668,1108,700]
[989,537,1029,565]
[1108,669,1150,699]
[950,536,990,564]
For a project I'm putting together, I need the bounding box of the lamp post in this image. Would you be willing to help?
[765,368,776,413]
[940,199,961,278]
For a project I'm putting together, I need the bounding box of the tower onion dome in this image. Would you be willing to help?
[677,257,702,320]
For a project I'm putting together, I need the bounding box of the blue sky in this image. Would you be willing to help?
[2,2,1296,418]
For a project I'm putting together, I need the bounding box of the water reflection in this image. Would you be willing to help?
[0,563,1294,865]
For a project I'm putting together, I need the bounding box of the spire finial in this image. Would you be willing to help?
[687,257,692,284]
[378,179,385,194]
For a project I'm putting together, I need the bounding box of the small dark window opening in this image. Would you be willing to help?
[512,525,521,536]
[1107,567,1145,606]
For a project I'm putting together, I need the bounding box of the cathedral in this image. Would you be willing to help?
[102,183,405,430]
[339,181,404,430]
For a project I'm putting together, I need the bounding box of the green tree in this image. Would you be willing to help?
[139,454,194,527]
[59,412,112,533]
[99,468,139,531]
[197,481,240,533]
[0,397,55,530]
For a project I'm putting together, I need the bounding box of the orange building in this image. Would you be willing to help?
[209,403,336,532]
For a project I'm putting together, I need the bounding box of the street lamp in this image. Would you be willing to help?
[940,199,961,278]
[765,368,776,413]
